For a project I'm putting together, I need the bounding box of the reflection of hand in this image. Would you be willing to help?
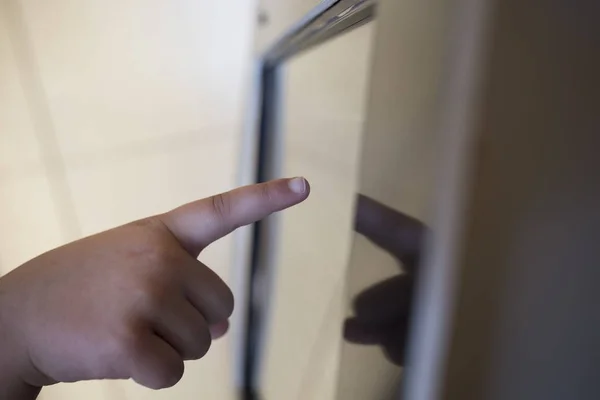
[343,194,425,366]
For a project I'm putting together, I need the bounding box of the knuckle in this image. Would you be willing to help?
[205,279,235,321]
[210,193,231,221]
[221,286,235,318]
[259,182,274,202]
[145,244,176,267]
[112,331,138,361]
[108,329,147,377]
[185,329,212,360]
[136,281,170,313]
[123,220,180,266]
[150,357,184,389]
[127,334,184,389]
[128,217,158,229]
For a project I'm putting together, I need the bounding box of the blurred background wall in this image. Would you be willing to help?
[0,0,258,399]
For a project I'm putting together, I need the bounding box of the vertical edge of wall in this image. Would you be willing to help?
[400,0,495,398]
[441,1,600,399]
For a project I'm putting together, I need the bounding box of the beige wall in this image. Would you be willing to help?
[0,0,256,399]
[440,1,600,398]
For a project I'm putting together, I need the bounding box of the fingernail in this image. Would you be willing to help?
[288,177,306,194]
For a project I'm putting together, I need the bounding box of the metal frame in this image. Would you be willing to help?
[263,0,376,67]
[241,0,377,397]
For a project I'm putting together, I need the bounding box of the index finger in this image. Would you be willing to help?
[161,177,310,256]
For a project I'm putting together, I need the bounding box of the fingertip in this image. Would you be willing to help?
[304,178,311,197]
[287,177,310,201]
[209,320,230,339]
[288,177,306,194]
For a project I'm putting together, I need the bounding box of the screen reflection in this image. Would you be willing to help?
[344,194,425,367]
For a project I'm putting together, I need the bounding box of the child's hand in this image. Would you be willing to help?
[0,178,309,396]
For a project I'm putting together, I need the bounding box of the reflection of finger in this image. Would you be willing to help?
[354,195,424,270]
[352,275,412,323]
[344,319,408,367]
[343,319,390,344]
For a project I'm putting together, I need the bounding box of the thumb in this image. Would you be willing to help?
[159,177,310,256]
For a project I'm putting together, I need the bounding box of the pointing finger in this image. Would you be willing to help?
[161,177,309,256]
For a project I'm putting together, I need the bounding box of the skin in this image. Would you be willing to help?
[0,177,310,399]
